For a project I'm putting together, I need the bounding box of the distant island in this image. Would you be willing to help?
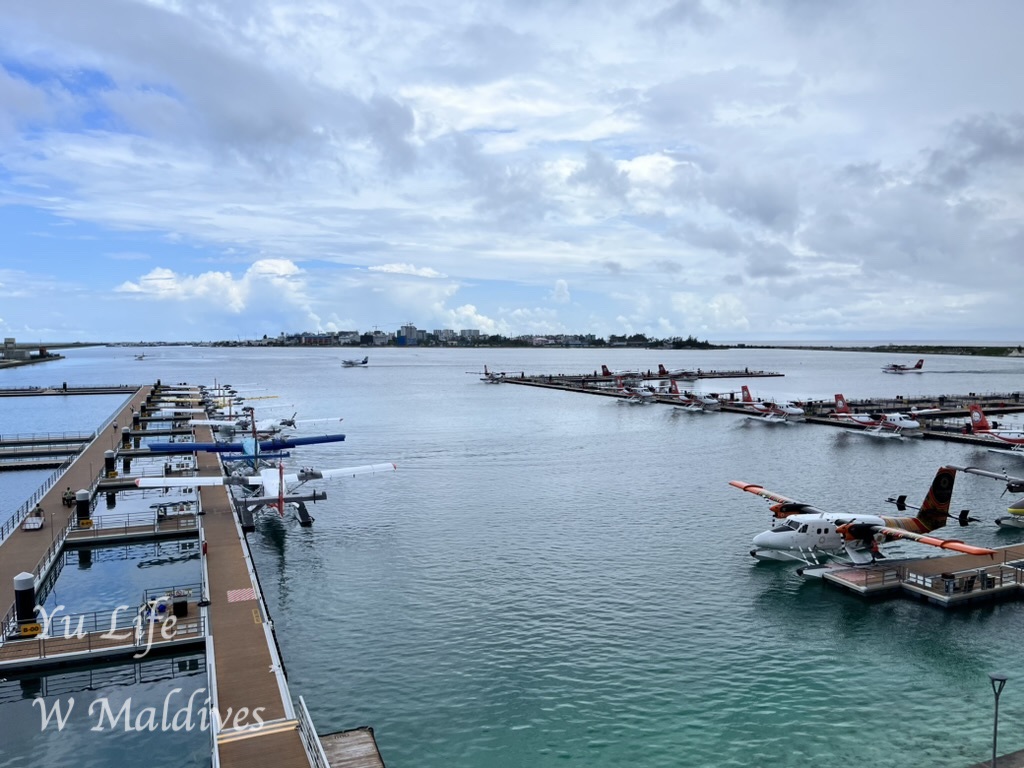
[734,343,1024,357]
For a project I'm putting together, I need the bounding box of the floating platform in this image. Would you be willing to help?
[803,544,1024,609]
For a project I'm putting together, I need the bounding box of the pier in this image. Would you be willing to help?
[0,382,386,768]
[495,371,1024,446]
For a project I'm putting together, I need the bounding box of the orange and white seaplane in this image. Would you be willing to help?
[740,385,804,422]
[136,461,396,526]
[730,465,992,568]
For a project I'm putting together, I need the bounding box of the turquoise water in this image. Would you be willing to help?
[3,346,1024,766]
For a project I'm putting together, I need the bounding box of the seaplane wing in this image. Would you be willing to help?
[950,465,1024,493]
[286,462,398,484]
[136,462,397,492]
[727,481,827,516]
[135,475,262,488]
[868,526,994,556]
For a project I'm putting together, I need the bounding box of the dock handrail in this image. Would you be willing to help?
[0,452,77,543]
[67,509,198,539]
[296,696,331,768]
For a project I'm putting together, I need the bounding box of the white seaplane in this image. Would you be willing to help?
[136,461,396,526]
[342,355,369,367]
[191,410,343,438]
[730,465,992,567]
[740,385,804,423]
[469,365,523,384]
[663,382,720,411]
[882,358,924,374]
[830,394,920,432]
[614,377,657,405]
[657,363,698,381]
[950,465,1024,528]
[601,364,642,378]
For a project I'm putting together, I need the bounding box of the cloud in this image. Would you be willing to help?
[369,263,447,278]
[550,279,570,303]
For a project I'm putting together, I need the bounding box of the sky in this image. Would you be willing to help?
[1,0,1023,344]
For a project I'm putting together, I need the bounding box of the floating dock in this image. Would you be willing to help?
[803,544,1024,608]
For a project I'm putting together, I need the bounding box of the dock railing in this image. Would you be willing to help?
[1,612,207,662]
[0,453,77,543]
[297,695,331,768]
[899,563,1022,596]
[68,509,199,538]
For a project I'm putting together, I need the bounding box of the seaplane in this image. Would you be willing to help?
[469,365,523,384]
[614,377,657,405]
[135,461,397,527]
[342,355,369,367]
[731,465,993,568]
[601,364,641,378]
[967,404,1024,447]
[882,358,924,374]
[740,385,804,422]
[191,410,343,438]
[668,380,720,410]
[665,380,708,412]
[657,363,698,381]
[829,394,920,431]
[950,465,1024,527]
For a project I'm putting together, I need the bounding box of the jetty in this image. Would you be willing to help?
[492,370,1024,447]
[0,382,386,768]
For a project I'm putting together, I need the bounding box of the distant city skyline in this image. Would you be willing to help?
[2,2,1024,343]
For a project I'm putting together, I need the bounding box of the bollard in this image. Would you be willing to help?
[122,455,132,475]
[132,411,140,429]
[14,572,37,633]
[75,489,91,528]
[104,450,117,478]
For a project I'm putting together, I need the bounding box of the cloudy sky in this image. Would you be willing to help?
[1,0,1022,343]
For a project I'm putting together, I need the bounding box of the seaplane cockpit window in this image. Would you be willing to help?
[772,519,803,532]
[798,524,809,533]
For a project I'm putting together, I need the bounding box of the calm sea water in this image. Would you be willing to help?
[3,345,1024,767]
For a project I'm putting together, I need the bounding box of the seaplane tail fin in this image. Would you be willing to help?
[601,365,612,377]
[658,364,669,376]
[669,380,680,395]
[834,394,850,414]
[916,466,956,532]
[741,385,753,403]
[914,359,924,369]
[969,404,992,432]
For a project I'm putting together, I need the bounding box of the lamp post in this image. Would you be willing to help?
[990,672,1008,768]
